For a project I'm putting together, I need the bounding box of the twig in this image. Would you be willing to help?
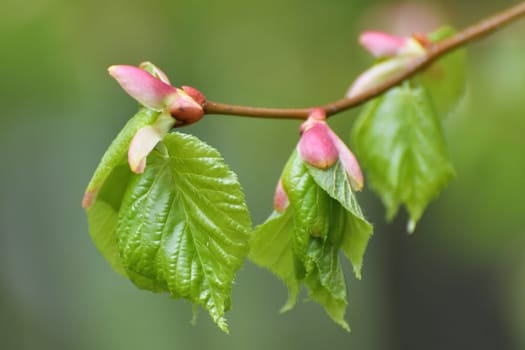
[203,1,525,120]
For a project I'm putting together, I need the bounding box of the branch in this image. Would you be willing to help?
[203,1,525,120]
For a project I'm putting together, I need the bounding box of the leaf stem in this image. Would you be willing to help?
[203,1,525,120]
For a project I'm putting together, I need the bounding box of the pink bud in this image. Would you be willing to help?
[168,91,205,126]
[108,65,179,110]
[359,31,408,58]
[326,129,364,191]
[298,118,338,170]
[274,179,289,213]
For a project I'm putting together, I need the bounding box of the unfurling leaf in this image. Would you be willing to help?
[250,151,372,330]
[352,82,455,232]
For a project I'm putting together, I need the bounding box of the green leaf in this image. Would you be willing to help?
[353,82,455,232]
[418,26,466,118]
[251,151,372,330]
[84,108,159,199]
[116,132,252,333]
[303,232,349,331]
[307,162,372,278]
[249,210,299,312]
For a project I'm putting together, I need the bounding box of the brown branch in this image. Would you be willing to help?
[203,1,525,120]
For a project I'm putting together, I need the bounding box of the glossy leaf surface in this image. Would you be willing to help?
[353,83,455,232]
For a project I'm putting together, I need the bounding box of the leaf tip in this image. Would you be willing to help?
[82,190,95,209]
[217,317,230,334]
[279,288,299,313]
[353,265,363,280]
[340,321,351,333]
[407,219,417,234]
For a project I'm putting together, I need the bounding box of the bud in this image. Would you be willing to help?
[326,128,364,191]
[108,65,179,111]
[109,63,205,126]
[298,119,338,170]
[168,90,204,126]
[359,31,408,58]
[359,31,426,58]
[274,179,289,213]
[298,109,364,191]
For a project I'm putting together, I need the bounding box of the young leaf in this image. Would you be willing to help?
[307,162,372,278]
[116,132,252,333]
[249,210,299,312]
[418,26,467,118]
[251,151,372,330]
[303,229,349,331]
[352,82,455,232]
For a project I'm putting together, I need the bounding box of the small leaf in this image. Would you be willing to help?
[249,210,299,312]
[303,233,349,331]
[307,162,372,278]
[116,132,252,333]
[418,26,467,118]
[353,82,455,232]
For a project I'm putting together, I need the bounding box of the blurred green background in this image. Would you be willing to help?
[1,0,525,349]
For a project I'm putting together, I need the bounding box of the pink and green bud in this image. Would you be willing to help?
[359,31,408,58]
[298,118,338,170]
[274,179,289,213]
[359,31,426,58]
[298,109,364,191]
[108,65,179,111]
[108,64,205,126]
[326,128,364,191]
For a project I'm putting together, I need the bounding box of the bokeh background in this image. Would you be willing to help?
[1,0,525,349]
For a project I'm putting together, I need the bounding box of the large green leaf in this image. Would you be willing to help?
[418,26,467,118]
[116,132,252,333]
[353,82,455,232]
[251,151,372,330]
